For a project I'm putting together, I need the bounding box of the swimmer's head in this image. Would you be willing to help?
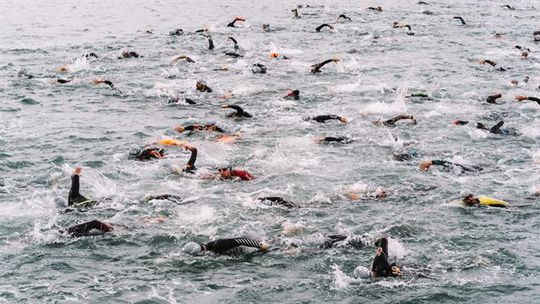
[338,116,348,123]
[218,166,233,177]
[453,120,469,126]
[129,147,142,157]
[183,242,202,254]
[206,120,216,126]
[463,193,478,206]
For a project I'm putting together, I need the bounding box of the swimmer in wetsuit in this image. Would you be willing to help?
[515,95,540,105]
[68,167,97,207]
[419,160,482,173]
[129,146,165,161]
[453,120,520,136]
[182,145,198,174]
[183,237,269,255]
[486,93,502,104]
[222,104,252,118]
[92,79,123,94]
[311,58,340,74]
[227,16,246,27]
[121,50,141,58]
[337,14,352,21]
[372,115,416,126]
[321,234,367,249]
[453,16,466,25]
[65,220,113,237]
[175,122,226,134]
[172,55,195,64]
[307,115,348,123]
[315,24,335,32]
[196,80,213,93]
[257,197,298,208]
[284,89,300,100]
[315,136,353,144]
[372,238,402,278]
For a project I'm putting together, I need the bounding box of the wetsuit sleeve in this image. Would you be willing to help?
[372,254,391,276]
[527,97,540,104]
[187,148,197,168]
[431,160,452,167]
[68,175,82,205]
[313,115,339,123]
[204,238,261,253]
[228,105,244,114]
[214,126,226,133]
[184,125,196,131]
[67,220,107,237]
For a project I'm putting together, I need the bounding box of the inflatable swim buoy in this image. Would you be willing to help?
[158,138,186,146]
[478,196,509,208]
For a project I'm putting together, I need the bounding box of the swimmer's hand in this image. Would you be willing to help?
[73,167,82,175]
[175,126,185,133]
[260,242,269,252]
[419,160,433,171]
[515,95,528,101]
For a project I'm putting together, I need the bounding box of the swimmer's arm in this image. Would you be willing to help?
[234,238,268,251]
[185,146,197,169]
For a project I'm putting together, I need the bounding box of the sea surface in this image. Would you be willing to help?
[0,0,539,303]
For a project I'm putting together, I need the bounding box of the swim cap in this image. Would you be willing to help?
[129,147,142,157]
[206,120,217,126]
[218,160,231,170]
[353,266,372,279]
[183,242,201,254]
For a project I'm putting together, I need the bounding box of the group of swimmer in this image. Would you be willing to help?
[17,2,540,281]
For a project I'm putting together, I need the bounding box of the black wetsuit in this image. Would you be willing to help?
[141,194,182,203]
[489,121,520,136]
[372,238,399,277]
[204,238,263,254]
[431,160,481,173]
[257,197,297,208]
[183,125,226,133]
[68,175,96,207]
[183,147,197,174]
[67,220,109,237]
[321,136,352,143]
[381,115,415,126]
[130,147,164,161]
[311,59,335,74]
[315,24,333,32]
[226,105,252,118]
[321,234,365,249]
[525,97,540,105]
[310,115,342,123]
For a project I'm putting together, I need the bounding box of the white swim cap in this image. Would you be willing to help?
[183,242,201,254]
[353,266,372,279]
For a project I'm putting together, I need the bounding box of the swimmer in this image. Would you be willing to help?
[172,55,195,64]
[168,97,197,105]
[417,1,429,4]
[270,52,290,60]
[129,146,165,161]
[419,160,482,173]
[182,145,198,174]
[337,14,352,22]
[64,220,113,237]
[315,23,335,32]
[486,93,502,104]
[462,194,508,208]
[372,115,416,127]
[68,167,97,207]
[121,50,141,58]
[315,136,353,144]
[227,16,246,28]
[175,122,226,133]
[479,59,497,67]
[310,58,340,74]
[222,104,252,118]
[56,78,72,84]
[453,16,466,25]
[218,165,255,181]
[292,8,301,19]
[515,95,540,105]
[141,194,183,204]
[228,36,240,50]
[454,119,520,136]
[17,69,35,79]
[169,28,184,36]
[284,89,300,100]
[346,185,388,200]
[183,238,269,255]
[203,33,215,50]
[368,6,383,12]
[307,115,348,123]
[502,5,515,10]
[196,80,213,93]
[252,63,267,74]
[82,52,99,59]
[262,24,271,32]
[257,197,298,208]
[406,92,429,98]
[92,78,123,94]
[321,234,367,249]
[372,238,402,278]
[393,22,412,32]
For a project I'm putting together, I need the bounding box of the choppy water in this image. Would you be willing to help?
[1,0,539,303]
